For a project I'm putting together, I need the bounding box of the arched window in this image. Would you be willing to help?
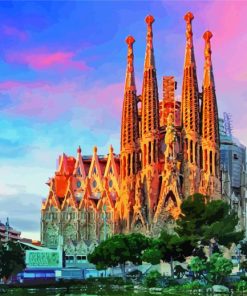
[144,144,147,167]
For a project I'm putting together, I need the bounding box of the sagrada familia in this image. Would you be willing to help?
[41,12,222,255]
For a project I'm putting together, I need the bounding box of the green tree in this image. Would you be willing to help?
[142,230,193,278]
[141,241,162,265]
[0,241,25,282]
[189,253,233,285]
[176,193,243,252]
[144,270,162,288]
[88,233,150,278]
[189,256,207,280]
[206,253,233,284]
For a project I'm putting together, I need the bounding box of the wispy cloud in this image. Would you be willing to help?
[1,25,28,41]
[0,79,123,124]
[5,50,90,71]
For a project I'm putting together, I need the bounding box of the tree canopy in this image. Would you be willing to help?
[142,230,194,277]
[176,193,244,248]
[189,253,233,285]
[0,241,25,282]
[88,232,150,277]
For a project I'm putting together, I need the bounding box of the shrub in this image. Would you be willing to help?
[182,280,204,291]
[237,280,247,292]
[144,270,162,288]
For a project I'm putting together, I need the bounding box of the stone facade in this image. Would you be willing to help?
[41,12,222,255]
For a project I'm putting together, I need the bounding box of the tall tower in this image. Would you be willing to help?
[181,12,201,196]
[119,36,139,230]
[200,31,221,198]
[140,15,160,226]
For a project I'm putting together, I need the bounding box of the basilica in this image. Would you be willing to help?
[41,12,222,255]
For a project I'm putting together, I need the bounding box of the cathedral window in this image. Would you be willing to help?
[190,140,193,163]
[109,179,113,188]
[93,167,97,174]
[132,152,135,175]
[153,140,156,162]
[77,168,81,176]
[148,142,152,164]
[127,154,131,176]
[200,146,203,169]
[204,149,208,172]
[92,180,97,188]
[209,151,213,174]
[144,145,147,167]
[123,156,126,178]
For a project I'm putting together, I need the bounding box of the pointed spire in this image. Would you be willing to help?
[121,35,139,152]
[125,36,136,91]
[181,11,200,134]
[184,12,195,66]
[144,15,155,70]
[141,14,159,137]
[77,145,81,154]
[203,31,215,88]
[202,30,219,144]
[109,145,114,154]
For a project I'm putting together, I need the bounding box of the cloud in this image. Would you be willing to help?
[5,50,90,71]
[2,25,28,41]
[0,193,41,238]
[0,78,123,125]
[0,138,34,158]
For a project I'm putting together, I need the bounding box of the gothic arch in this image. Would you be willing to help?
[164,190,177,208]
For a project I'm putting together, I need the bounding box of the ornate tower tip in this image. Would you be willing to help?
[126,35,135,46]
[184,12,194,23]
[203,31,213,41]
[93,146,97,154]
[145,15,155,25]
[109,145,114,153]
[77,146,81,154]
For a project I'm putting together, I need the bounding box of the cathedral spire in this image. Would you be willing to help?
[184,12,196,66]
[125,36,136,91]
[203,31,215,88]
[181,12,200,172]
[141,15,159,138]
[180,12,201,197]
[181,11,200,135]
[139,15,160,224]
[118,35,140,231]
[144,15,155,70]
[202,31,219,147]
[120,35,139,178]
